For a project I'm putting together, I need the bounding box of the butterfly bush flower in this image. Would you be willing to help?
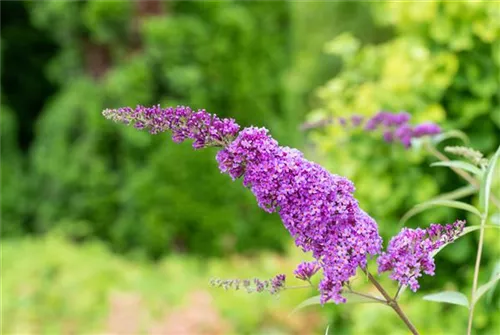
[377,220,465,291]
[104,104,380,304]
[365,111,411,130]
[363,111,441,148]
[302,110,441,149]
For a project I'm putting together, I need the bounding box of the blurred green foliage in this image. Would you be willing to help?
[1,105,27,235]
[2,1,384,258]
[3,0,300,258]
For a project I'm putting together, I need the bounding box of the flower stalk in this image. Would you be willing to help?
[363,269,419,335]
[467,213,488,335]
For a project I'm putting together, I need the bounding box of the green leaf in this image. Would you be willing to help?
[423,291,469,308]
[480,145,500,214]
[474,274,500,305]
[434,185,478,201]
[325,324,331,335]
[431,161,483,176]
[431,225,500,257]
[400,200,481,226]
[290,295,322,315]
[462,225,500,234]
[290,292,382,315]
[487,262,500,304]
[432,130,469,145]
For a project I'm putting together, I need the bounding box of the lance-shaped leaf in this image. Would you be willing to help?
[480,145,500,214]
[487,262,500,304]
[432,130,469,145]
[431,161,483,176]
[433,185,478,201]
[431,225,500,258]
[290,292,382,315]
[473,274,500,305]
[291,295,321,314]
[400,199,481,226]
[423,291,469,308]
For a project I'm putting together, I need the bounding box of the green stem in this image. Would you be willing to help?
[347,289,386,303]
[362,269,419,335]
[394,284,403,301]
[467,213,487,335]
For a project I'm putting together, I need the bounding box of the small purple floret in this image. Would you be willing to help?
[350,115,364,127]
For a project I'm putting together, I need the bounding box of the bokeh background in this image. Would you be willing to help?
[1,1,499,334]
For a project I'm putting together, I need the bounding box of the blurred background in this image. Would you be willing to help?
[1,1,499,334]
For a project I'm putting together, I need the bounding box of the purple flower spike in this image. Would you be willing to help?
[300,110,441,149]
[362,110,441,148]
[103,105,240,149]
[377,220,465,291]
[104,104,384,304]
[364,111,409,130]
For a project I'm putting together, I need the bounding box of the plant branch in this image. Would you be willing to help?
[362,269,419,335]
[394,284,403,301]
[467,213,487,335]
[347,289,387,303]
[425,143,500,210]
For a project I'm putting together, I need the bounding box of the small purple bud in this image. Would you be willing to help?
[350,115,364,127]
[294,262,320,282]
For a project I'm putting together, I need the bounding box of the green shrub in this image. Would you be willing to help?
[19,1,296,257]
[0,106,27,235]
